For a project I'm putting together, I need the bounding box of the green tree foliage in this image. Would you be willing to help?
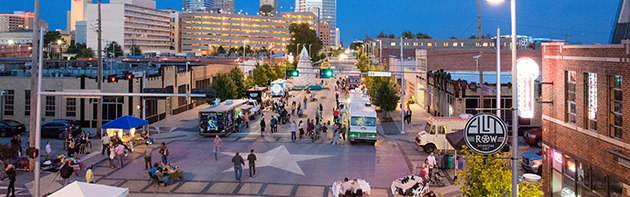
[349,42,363,51]
[263,63,278,82]
[456,147,544,197]
[286,23,323,61]
[43,31,62,45]
[228,47,236,56]
[468,35,477,39]
[212,73,237,101]
[105,41,124,57]
[130,45,142,56]
[401,31,415,39]
[388,33,396,39]
[377,31,386,38]
[251,63,270,87]
[450,36,459,39]
[228,67,246,98]
[416,32,432,39]
[217,46,226,55]
[65,41,94,58]
[368,76,399,117]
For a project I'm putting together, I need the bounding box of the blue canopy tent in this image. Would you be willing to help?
[102,116,149,149]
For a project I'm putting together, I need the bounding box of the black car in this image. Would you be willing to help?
[41,119,82,139]
[1,120,26,133]
[0,121,23,137]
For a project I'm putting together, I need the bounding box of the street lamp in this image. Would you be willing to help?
[488,0,518,196]
[57,40,63,60]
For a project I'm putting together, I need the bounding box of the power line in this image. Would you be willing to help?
[561,33,572,42]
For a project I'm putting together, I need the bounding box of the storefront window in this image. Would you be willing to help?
[591,168,607,196]
[563,156,576,179]
[609,176,623,197]
[577,162,589,188]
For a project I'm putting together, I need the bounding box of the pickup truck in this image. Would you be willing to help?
[521,151,542,175]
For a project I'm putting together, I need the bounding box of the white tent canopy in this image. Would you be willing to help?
[49,181,129,197]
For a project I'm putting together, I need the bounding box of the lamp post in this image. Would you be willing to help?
[308,44,312,59]
[488,0,518,196]
[57,40,63,60]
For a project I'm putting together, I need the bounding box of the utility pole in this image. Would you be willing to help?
[97,0,103,138]
[400,37,405,134]
[477,0,484,109]
[562,33,572,42]
[29,0,40,185]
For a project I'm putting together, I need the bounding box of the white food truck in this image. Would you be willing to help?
[415,114,472,153]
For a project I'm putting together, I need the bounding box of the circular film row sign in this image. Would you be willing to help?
[463,113,508,155]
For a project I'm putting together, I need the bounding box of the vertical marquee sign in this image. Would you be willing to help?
[516,57,540,118]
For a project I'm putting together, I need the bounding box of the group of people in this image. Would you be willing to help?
[64,130,92,159]
[230,149,257,181]
[101,134,132,169]
[338,177,364,197]
[149,162,183,186]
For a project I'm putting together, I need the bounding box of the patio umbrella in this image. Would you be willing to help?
[102,115,148,130]
[446,129,466,151]
[49,181,129,197]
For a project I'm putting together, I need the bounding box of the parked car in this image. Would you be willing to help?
[0,120,25,133]
[521,151,543,175]
[41,119,82,139]
[0,121,23,137]
[523,128,542,148]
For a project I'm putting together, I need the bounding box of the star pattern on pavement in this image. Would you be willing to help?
[222,145,334,176]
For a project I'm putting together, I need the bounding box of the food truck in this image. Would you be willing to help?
[270,79,288,97]
[348,102,378,144]
[415,114,473,153]
[199,99,256,136]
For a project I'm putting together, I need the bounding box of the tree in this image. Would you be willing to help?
[286,23,323,61]
[377,31,387,38]
[251,63,269,87]
[368,76,399,118]
[416,32,432,39]
[388,33,396,39]
[65,41,94,58]
[349,42,363,51]
[450,36,459,39]
[217,46,226,55]
[78,47,95,58]
[401,31,414,39]
[105,41,124,58]
[468,35,477,39]
[212,73,237,101]
[43,31,62,45]
[228,47,236,56]
[228,67,246,98]
[456,147,544,197]
[130,45,142,56]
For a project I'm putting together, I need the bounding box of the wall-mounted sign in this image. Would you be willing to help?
[516,57,540,118]
[463,113,508,155]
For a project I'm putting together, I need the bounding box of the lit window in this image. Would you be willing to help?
[585,73,597,130]
[443,43,448,47]
[427,43,432,47]
[566,71,576,123]
[483,42,488,47]
[391,42,396,46]
[610,75,622,139]
[453,42,458,47]
[414,42,418,46]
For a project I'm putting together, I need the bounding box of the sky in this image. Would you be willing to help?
[0,0,620,45]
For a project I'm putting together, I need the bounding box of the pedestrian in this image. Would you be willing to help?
[63,128,70,150]
[319,103,323,119]
[86,132,92,149]
[232,152,244,181]
[332,124,340,145]
[303,96,307,109]
[116,143,126,168]
[270,116,277,133]
[313,121,321,142]
[247,149,257,179]
[427,152,437,181]
[333,108,339,121]
[101,134,111,155]
[306,119,312,137]
[298,120,304,140]
[159,142,169,164]
[79,132,87,154]
[60,161,74,187]
[108,142,116,169]
[290,121,297,141]
[10,136,19,159]
[292,96,296,106]
[213,135,222,161]
[6,164,15,197]
[340,123,346,141]
[85,165,94,183]
[260,117,266,137]
[144,142,152,170]
[45,141,51,161]
[406,109,412,124]
[322,121,329,141]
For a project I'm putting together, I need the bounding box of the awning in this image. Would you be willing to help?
[49,181,129,197]
[102,115,149,130]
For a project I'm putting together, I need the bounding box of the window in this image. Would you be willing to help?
[610,75,622,139]
[453,42,458,46]
[24,90,30,116]
[438,125,447,134]
[178,85,187,106]
[585,73,597,130]
[66,98,76,117]
[390,42,396,46]
[566,71,576,123]
[146,99,158,117]
[3,90,13,116]
[45,90,55,117]
[413,42,418,46]
[443,43,448,47]
[427,42,432,47]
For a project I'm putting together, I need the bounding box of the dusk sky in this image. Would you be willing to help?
[1,0,619,45]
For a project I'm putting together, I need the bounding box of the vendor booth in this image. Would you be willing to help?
[102,115,149,150]
[49,181,129,197]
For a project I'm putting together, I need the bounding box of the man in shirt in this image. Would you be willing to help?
[214,135,222,161]
[232,152,244,181]
[85,165,94,183]
[427,152,437,181]
[247,149,257,179]
[350,179,361,193]
[159,142,168,164]
[341,177,352,193]
[333,108,339,121]
[270,116,277,133]
[45,141,51,160]
[116,143,126,168]
[144,142,152,170]
[101,134,110,155]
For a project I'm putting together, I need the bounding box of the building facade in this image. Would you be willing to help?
[0,44,30,58]
[259,0,278,17]
[0,30,35,45]
[540,42,630,197]
[319,21,330,51]
[181,12,318,55]
[295,0,337,47]
[214,0,235,15]
[184,0,215,12]
[67,0,90,32]
[85,0,174,55]
[612,0,630,44]
[0,11,48,32]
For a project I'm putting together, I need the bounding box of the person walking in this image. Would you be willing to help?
[313,121,321,142]
[298,120,304,140]
[322,121,329,142]
[144,142,152,170]
[101,134,111,155]
[232,152,244,181]
[213,135,222,161]
[116,143,126,168]
[290,121,297,141]
[108,142,116,169]
[60,161,74,187]
[45,141,51,161]
[306,119,312,137]
[260,118,266,137]
[319,103,323,119]
[427,152,437,181]
[63,128,70,151]
[406,109,412,124]
[303,96,307,109]
[85,165,94,183]
[159,142,169,164]
[6,164,15,197]
[270,116,277,133]
[333,108,339,121]
[247,149,257,179]
[332,123,340,145]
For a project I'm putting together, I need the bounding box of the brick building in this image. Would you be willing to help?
[541,42,630,196]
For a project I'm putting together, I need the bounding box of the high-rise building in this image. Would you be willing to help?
[67,0,90,31]
[214,0,235,15]
[294,0,337,47]
[308,7,319,19]
[0,11,48,32]
[335,28,340,47]
[260,0,278,17]
[319,21,330,50]
[85,0,174,54]
[184,0,215,12]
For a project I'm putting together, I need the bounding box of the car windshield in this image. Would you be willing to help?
[4,122,20,126]
[350,116,376,127]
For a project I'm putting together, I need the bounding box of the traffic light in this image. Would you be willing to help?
[286,70,299,77]
[319,69,333,78]
[26,147,38,159]
[107,75,118,83]
[124,72,134,80]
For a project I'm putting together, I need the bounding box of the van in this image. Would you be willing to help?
[415,114,472,153]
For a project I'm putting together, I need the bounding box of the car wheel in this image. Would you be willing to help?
[0,132,5,138]
[536,138,542,148]
[58,133,64,140]
[425,144,436,154]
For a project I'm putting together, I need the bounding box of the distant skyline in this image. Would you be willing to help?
[0,0,619,45]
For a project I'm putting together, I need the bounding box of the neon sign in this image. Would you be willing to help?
[554,151,563,163]
[567,160,576,172]
[587,73,597,119]
[516,57,539,118]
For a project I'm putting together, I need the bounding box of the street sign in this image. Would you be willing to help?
[368,71,391,77]
[61,89,100,98]
[463,113,508,155]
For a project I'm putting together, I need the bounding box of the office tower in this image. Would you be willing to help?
[295,0,306,12]
[308,7,319,18]
[0,11,48,32]
[184,0,215,12]
[260,0,278,17]
[294,0,336,46]
[319,21,330,50]
[67,0,90,31]
[215,0,235,14]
